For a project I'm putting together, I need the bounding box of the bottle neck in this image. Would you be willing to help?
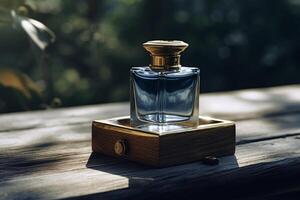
[149,55,181,71]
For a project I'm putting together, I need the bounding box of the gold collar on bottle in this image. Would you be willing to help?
[143,40,188,71]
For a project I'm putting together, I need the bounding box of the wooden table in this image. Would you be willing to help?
[1,84,300,199]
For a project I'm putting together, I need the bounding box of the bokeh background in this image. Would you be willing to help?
[1,0,300,113]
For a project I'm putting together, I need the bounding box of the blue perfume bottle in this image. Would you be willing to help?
[130,40,200,131]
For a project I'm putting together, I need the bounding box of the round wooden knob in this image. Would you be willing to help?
[114,139,128,156]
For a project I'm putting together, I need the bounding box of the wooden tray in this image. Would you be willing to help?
[92,116,235,167]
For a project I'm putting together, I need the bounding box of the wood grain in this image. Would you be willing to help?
[159,124,235,166]
[1,135,300,199]
[1,84,300,199]
[1,84,300,132]
[92,120,160,166]
[92,117,235,166]
[1,112,300,150]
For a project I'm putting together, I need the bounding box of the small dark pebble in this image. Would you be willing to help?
[202,156,219,166]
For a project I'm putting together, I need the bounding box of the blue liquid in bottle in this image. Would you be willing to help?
[130,66,200,131]
[130,40,200,133]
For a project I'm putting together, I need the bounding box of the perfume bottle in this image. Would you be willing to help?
[130,40,200,130]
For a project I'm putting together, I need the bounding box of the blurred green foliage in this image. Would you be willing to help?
[1,0,300,113]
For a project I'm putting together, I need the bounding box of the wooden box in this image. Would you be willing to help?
[92,116,235,167]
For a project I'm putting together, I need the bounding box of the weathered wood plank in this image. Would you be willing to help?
[0,114,299,196]
[0,114,300,199]
[1,84,300,132]
[1,135,300,199]
[1,112,300,150]
[1,108,299,183]
[2,112,295,182]
[200,84,300,120]
[0,103,128,132]
[1,85,300,199]
[236,112,300,144]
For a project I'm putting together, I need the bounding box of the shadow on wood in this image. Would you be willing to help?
[84,152,240,199]
[84,153,300,200]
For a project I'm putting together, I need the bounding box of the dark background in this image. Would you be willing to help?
[0,0,300,113]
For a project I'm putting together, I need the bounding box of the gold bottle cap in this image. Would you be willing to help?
[143,40,188,71]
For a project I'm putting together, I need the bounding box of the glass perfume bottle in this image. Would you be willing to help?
[130,40,200,131]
